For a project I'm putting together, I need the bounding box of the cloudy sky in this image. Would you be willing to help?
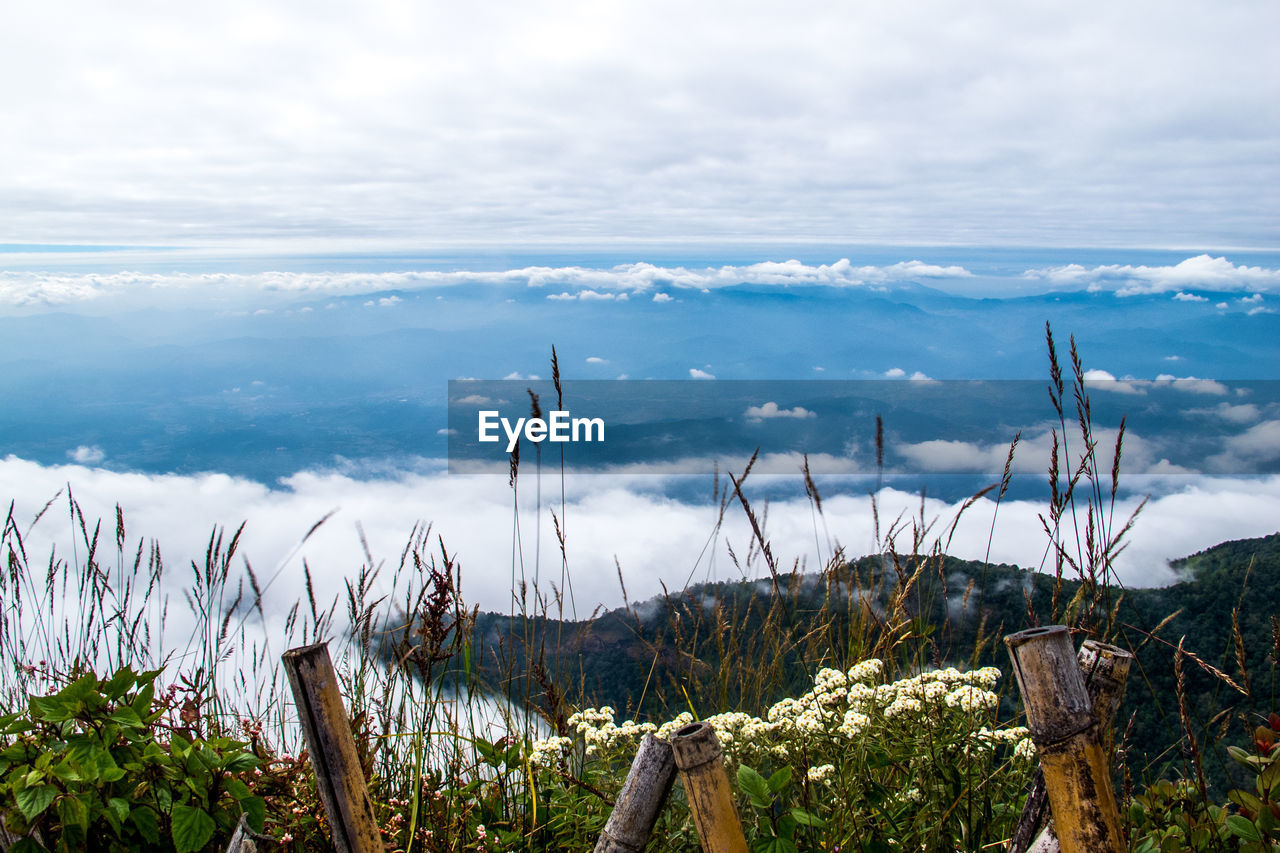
[3,0,1277,248]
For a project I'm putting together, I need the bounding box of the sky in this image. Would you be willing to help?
[2,0,1278,249]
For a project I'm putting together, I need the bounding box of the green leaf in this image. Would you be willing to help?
[224,777,251,801]
[55,673,101,714]
[102,666,137,700]
[56,794,90,832]
[737,764,770,803]
[172,803,217,853]
[766,766,792,794]
[131,806,161,844]
[240,796,266,834]
[107,796,131,828]
[1231,789,1264,815]
[15,784,58,821]
[170,733,192,760]
[7,839,46,853]
[108,705,144,729]
[790,807,826,828]
[28,694,67,722]
[1227,814,1262,842]
[221,751,259,774]
[131,679,156,718]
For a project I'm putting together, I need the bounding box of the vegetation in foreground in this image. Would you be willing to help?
[2,327,1279,852]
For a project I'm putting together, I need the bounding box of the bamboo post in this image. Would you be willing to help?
[594,734,679,853]
[282,642,384,853]
[1017,640,1135,853]
[1004,627,1126,853]
[226,814,272,853]
[670,722,748,853]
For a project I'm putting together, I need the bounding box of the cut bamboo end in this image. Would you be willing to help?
[670,722,748,853]
[1005,627,1126,853]
[282,643,384,853]
[1078,639,1135,733]
[594,734,678,853]
[1009,637,1136,853]
[1005,626,1095,743]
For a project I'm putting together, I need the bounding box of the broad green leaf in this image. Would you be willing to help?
[790,807,826,828]
[221,751,259,773]
[131,806,161,844]
[107,796,131,826]
[131,679,156,718]
[15,784,58,821]
[1227,814,1262,842]
[28,694,67,722]
[56,794,90,832]
[1230,789,1264,814]
[7,839,45,853]
[241,796,266,834]
[171,804,217,853]
[102,666,137,700]
[108,705,144,729]
[224,777,251,801]
[56,673,101,712]
[170,733,192,760]
[737,764,770,802]
[766,766,791,794]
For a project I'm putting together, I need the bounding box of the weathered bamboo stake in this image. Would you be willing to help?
[670,722,748,853]
[226,813,272,853]
[282,642,384,853]
[1014,640,1135,853]
[1004,627,1126,853]
[594,734,679,853]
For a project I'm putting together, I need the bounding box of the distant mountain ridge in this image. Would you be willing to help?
[465,531,1280,792]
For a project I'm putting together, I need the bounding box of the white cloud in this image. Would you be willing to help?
[454,394,491,405]
[745,401,816,421]
[5,455,1280,628]
[1173,291,1207,302]
[0,1,1275,248]
[1082,369,1147,395]
[652,293,673,303]
[1185,402,1262,425]
[1153,376,1230,395]
[884,368,906,378]
[586,356,608,364]
[1024,256,1280,295]
[1214,420,1280,466]
[1242,293,1264,304]
[689,368,715,380]
[68,445,105,464]
[437,428,457,436]
[1083,371,1231,396]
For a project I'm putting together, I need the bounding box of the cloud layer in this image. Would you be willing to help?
[1,1,1276,246]
[5,455,1278,628]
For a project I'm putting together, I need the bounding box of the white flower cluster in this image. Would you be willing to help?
[529,735,572,768]
[943,684,1000,713]
[564,706,657,755]
[807,763,835,783]
[550,660,1016,773]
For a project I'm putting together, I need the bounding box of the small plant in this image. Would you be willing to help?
[737,763,824,853]
[0,666,262,853]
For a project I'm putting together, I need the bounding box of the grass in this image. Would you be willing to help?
[1,326,1278,852]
